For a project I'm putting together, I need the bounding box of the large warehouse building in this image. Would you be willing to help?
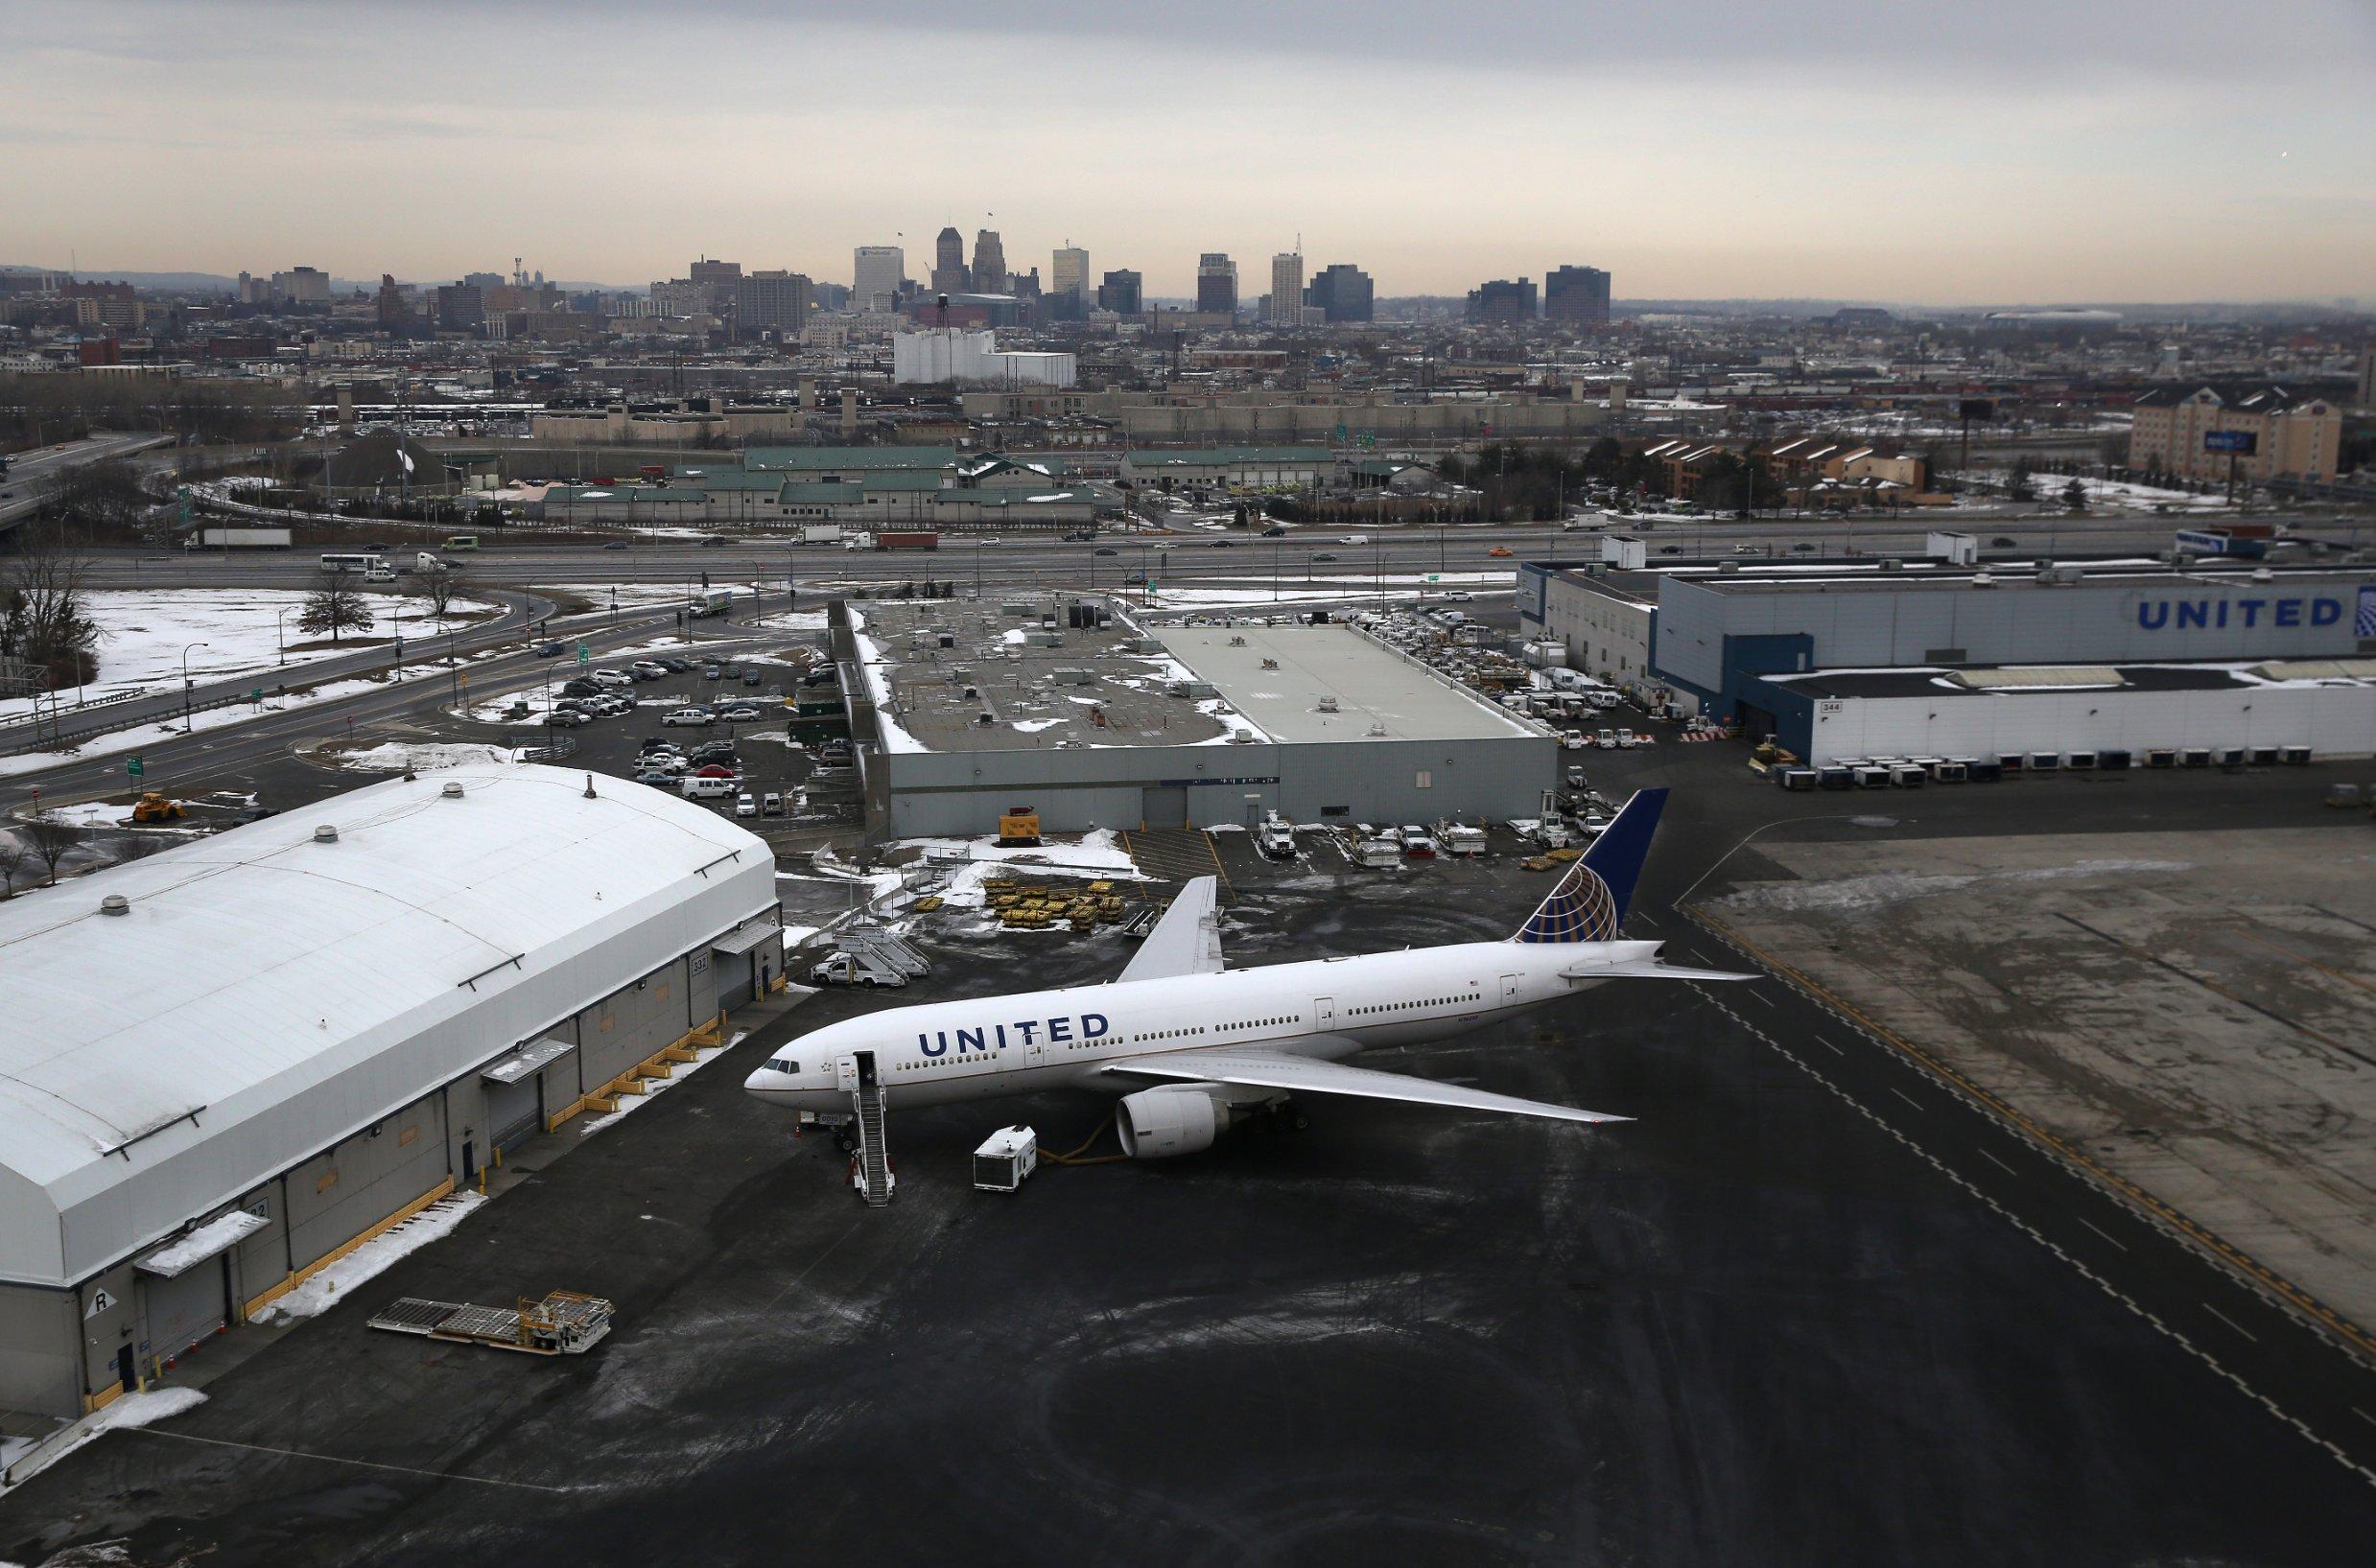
[1520,553,2376,764]
[0,766,779,1421]
[835,596,1556,836]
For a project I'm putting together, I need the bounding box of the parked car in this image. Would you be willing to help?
[663,707,712,727]
[692,761,738,779]
[735,791,758,816]
[596,695,633,715]
[742,669,764,687]
[632,768,678,785]
[681,775,737,800]
[589,668,634,688]
[762,792,785,815]
[629,662,668,681]
[701,664,721,679]
[691,743,738,764]
[544,710,589,728]
[715,704,765,723]
[658,657,691,673]
[1397,825,1438,857]
[561,678,602,698]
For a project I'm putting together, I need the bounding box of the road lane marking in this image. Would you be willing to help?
[2078,1217,2130,1252]
[2356,1407,2376,1430]
[1975,1147,2018,1176]
[2203,1303,2261,1343]
[1745,988,1774,1008]
[1810,1035,1846,1055]
[1886,1086,1923,1112]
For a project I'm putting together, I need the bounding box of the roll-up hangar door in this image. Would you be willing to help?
[1142,785,1188,829]
[483,1037,575,1155]
[711,920,781,1012]
[137,1209,268,1360]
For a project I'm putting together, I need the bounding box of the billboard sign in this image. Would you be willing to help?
[2203,430,2258,456]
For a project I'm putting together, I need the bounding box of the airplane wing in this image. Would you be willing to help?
[1102,1047,1628,1127]
[1561,958,1758,983]
[1116,875,1224,985]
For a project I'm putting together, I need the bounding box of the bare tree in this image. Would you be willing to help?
[0,830,26,899]
[415,561,461,620]
[298,580,375,645]
[42,457,151,536]
[23,816,79,887]
[0,522,100,688]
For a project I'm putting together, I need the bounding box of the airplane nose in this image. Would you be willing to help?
[743,1066,788,1097]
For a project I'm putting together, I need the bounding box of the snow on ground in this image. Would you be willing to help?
[331,741,521,772]
[0,670,396,780]
[903,830,1147,911]
[1714,858,2192,917]
[741,608,827,632]
[578,1029,745,1135]
[250,1192,487,1324]
[1,590,504,724]
[2044,476,2229,512]
[0,1388,210,1489]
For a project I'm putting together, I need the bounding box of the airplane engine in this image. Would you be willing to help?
[1116,1086,1239,1159]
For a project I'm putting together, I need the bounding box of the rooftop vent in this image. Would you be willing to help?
[313,825,340,844]
[2250,567,2274,582]
[1972,572,1995,588]
[1315,695,1340,713]
[441,782,465,798]
[100,893,129,917]
[1879,557,1903,573]
[1717,560,1739,573]
[1229,635,1248,646]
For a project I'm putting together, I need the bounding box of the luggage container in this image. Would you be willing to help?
[2216,746,2247,768]
[2098,749,2131,771]
[1776,768,1820,791]
[2280,745,2312,766]
[1817,766,1854,791]
[1967,759,2004,783]
[1889,763,1926,787]
[2247,745,2280,767]
[1853,765,1892,789]
[1934,760,1969,783]
[1997,753,2024,775]
[1912,757,1946,778]
[2146,748,2176,768]
[2179,747,2211,768]
[2066,749,2097,771]
[2028,752,2059,773]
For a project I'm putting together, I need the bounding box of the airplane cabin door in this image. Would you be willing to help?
[835,1054,860,1095]
[1313,995,1334,1029]
[1500,972,1520,1006]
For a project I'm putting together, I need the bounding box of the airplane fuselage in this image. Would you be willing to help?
[744,937,1661,1114]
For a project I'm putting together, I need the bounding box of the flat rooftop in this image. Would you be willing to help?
[848,597,1248,754]
[1550,556,2372,602]
[1767,660,2376,701]
[1159,622,1541,744]
[848,598,1540,754]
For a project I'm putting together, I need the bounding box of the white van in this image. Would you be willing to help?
[681,776,739,800]
[364,565,396,583]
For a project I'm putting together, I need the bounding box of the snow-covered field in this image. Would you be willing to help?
[2037,475,2228,512]
[327,741,522,772]
[0,590,501,723]
[250,1192,487,1324]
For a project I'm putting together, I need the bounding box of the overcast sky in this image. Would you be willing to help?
[4,0,2372,303]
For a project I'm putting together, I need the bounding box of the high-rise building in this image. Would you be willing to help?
[734,269,812,339]
[373,274,411,335]
[930,227,969,293]
[1050,246,1091,319]
[1543,265,1611,325]
[1466,277,1538,324]
[461,270,505,292]
[1095,269,1142,315]
[1268,252,1304,326]
[2358,346,2375,411]
[972,230,1009,293]
[271,266,330,304]
[1196,253,1237,316]
[1305,263,1374,323]
[854,246,904,312]
[434,283,483,333]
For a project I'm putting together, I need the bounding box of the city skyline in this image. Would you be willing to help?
[2,0,2372,303]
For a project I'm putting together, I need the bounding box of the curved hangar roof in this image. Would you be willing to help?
[0,765,775,1289]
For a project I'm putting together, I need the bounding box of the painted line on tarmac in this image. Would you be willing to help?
[2204,1303,2262,1344]
[1809,1034,1846,1055]
[1975,1147,2018,1176]
[1886,1086,1924,1112]
[2079,1216,2130,1252]
[130,1428,570,1492]
[1689,985,2376,1491]
[1685,902,2376,1371]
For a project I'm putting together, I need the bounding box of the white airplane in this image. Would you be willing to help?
[743,787,1749,1158]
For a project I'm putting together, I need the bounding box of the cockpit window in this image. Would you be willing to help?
[767,1058,800,1075]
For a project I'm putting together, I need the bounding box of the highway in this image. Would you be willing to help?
[0,431,176,530]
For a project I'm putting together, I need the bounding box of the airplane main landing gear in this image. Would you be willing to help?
[1267,1099,1310,1133]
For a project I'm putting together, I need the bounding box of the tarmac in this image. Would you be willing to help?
[6,696,2376,1565]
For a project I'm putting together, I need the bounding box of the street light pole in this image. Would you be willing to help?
[180,641,207,730]
[275,609,289,666]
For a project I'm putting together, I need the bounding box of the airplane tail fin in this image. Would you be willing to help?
[1513,787,1669,944]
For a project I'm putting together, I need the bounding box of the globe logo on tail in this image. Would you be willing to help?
[1516,859,1621,943]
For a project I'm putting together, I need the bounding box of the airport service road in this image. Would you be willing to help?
[0,431,176,528]
[0,590,556,756]
[10,753,2376,1565]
